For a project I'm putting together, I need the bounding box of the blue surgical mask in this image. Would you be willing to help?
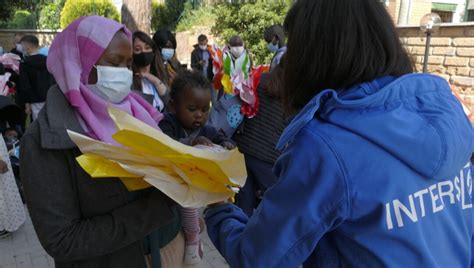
[161,48,175,61]
[267,42,279,53]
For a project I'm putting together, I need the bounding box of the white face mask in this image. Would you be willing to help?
[199,45,208,51]
[92,65,132,103]
[16,43,24,53]
[230,46,244,58]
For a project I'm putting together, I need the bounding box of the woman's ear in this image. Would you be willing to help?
[88,66,98,84]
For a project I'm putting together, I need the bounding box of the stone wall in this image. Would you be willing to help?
[0,29,59,51]
[398,23,474,111]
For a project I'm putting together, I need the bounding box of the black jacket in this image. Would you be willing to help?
[18,54,55,103]
[234,73,287,163]
[10,47,24,60]
[191,45,214,82]
[159,112,233,146]
[20,86,180,268]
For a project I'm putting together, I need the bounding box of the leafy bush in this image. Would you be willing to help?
[212,0,291,65]
[39,3,61,29]
[8,10,36,29]
[175,3,216,32]
[60,0,120,29]
[151,0,186,31]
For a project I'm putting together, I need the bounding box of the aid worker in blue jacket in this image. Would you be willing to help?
[204,0,474,267]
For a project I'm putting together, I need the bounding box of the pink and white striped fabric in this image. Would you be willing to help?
[46,16,163,144]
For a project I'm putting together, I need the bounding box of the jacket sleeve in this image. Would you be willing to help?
[20,130,176,261]
[18,62,32,103]
[205,128,350,268]
[206,125,234,145]
[159,115,179,140]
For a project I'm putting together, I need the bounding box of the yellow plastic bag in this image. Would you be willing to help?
[68,107,247,208]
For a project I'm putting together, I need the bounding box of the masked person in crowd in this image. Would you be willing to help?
[132,31,169,112]
[20,16,187,268]
[191,35,215,106]
[153,29,182,88]
[264,25,286,70]
[17,35,55,121]
[224,35,252,75]
[10,33,24,60]
[204,0,473,267]
[191,35,213,83]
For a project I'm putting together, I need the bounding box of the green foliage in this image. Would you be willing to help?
[39,3,61,29]
[8,10,37,29]
[212,0,291,65]
[0,0,63,27]
[175,3,216,32]
[60,0,120,29]
[151,0,186,31]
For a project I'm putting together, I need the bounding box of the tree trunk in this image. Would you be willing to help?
[122,0,152,33]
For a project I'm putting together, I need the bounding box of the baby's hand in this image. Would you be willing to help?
[0,160,8,174]
[221,142,236,150]
[191,136,213,147]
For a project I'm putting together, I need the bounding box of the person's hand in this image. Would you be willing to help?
[140,72,159,84]
[0,160,9,174]
[190,136,213,147]
[25,103,31,115]
[221,142,236,150]
[139,72,167,96]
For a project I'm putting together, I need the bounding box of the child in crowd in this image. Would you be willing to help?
[159,70,235,264]
[0,98,25,238]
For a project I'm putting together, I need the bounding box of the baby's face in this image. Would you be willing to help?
[174,87,211,131]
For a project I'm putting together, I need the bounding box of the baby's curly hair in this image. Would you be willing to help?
[170,70,212,101]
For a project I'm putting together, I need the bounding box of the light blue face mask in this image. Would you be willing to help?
[161,48,175,61]
[267,42,279,53]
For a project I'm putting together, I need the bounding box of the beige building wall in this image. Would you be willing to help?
[386,0,433,25]
[409,0,433,25]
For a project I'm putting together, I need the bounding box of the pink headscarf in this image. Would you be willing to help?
[47,16,163,144]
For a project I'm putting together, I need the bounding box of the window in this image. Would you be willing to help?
[468,10,474,22]
[432,10,453,22]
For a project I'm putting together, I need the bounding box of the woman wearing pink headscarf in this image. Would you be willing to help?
[20,16,187,268]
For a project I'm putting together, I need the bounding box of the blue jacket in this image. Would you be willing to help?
[205,74,474,267]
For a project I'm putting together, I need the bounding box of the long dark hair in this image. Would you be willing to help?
[152,29,181,86]
[132,31,158,91]
[283,0,413,114]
